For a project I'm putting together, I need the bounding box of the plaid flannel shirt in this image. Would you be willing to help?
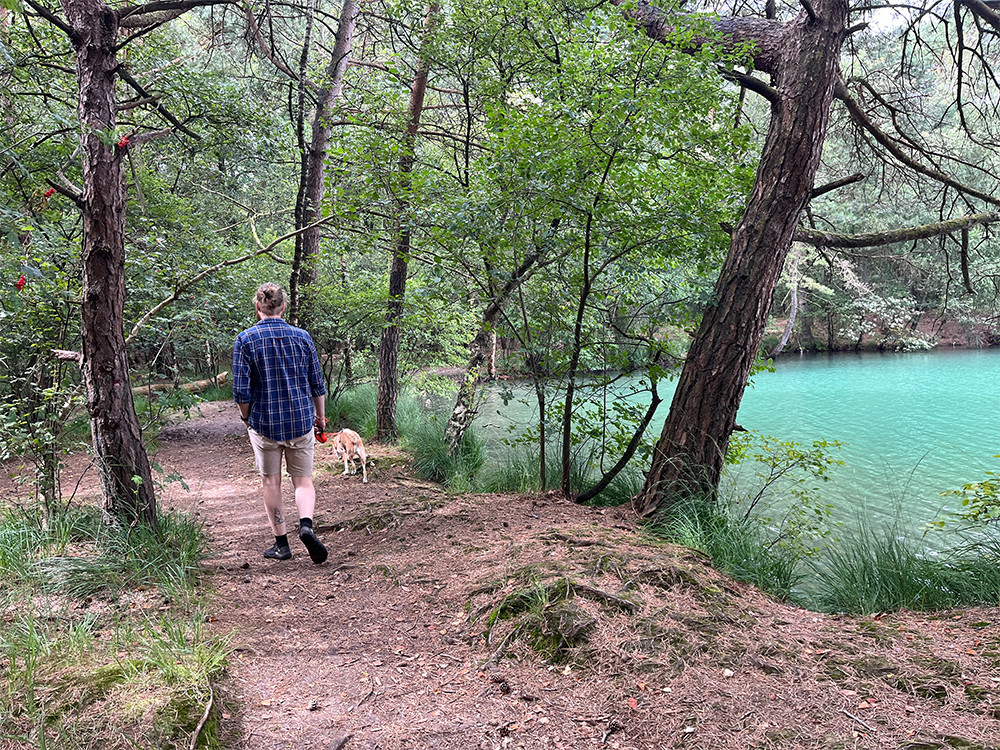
[233,318,326,441]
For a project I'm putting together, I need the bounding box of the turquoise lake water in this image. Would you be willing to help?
[734,348,999,531]
[473,347,1000,537]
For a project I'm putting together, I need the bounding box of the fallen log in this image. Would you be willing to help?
[132,371,228,399]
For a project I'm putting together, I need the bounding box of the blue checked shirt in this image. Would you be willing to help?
[233,318,326,441]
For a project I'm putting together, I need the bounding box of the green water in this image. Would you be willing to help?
[474,347,999,535]
[734,348,998,531]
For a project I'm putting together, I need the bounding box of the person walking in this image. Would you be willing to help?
[233,282,328,564]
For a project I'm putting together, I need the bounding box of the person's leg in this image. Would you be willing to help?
[261,472,292,559]
[291,474,326,563]
[291,474,315,522]
[248,429,291,559]
[286,433,327,564]
[263,472,287,535]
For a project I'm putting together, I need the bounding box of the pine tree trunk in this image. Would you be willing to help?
[62,0,157,528]
[638,1,848,515]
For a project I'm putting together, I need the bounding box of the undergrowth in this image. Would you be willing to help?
[811,522,1000,614]
[649,496,802,603]
[0,502,227,749]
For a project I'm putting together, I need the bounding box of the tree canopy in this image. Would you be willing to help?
[1,0,997,520]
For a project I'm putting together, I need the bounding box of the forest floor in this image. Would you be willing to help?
[70,402,1000,749]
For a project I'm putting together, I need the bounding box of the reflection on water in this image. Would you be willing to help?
[473,348,1000,539]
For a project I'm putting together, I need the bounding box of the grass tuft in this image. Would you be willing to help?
[649,496,801,602]
[402,414,485,490]
[327,385,377,439]
[0,503,223,749]
[810,521,1000,614]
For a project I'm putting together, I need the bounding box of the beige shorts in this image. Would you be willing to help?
[248,428,315,477]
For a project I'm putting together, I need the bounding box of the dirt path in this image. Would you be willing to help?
[150,403,999,750]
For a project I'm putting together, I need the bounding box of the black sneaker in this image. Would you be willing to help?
[264,543,292,560]
[299,526,328,565]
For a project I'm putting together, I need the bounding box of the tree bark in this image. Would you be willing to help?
[637,0,848,515]
[289,0,359,325]
[375,1,439,442]
[61,0,157,528]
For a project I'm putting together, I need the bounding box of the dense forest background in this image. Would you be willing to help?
[2,0,999,516]
[3,3,1000,745]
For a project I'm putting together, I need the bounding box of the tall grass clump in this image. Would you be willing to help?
[0,501,224,749]
[810,519,1000,614]
[402,414,485,491]
[473,444,599,496]
[650,496,801,602]
[475,445,546,494]
[327,384,377,438]
[582,465,646,507]
[33,508,210,599]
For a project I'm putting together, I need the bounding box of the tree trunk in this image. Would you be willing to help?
[375,1,439,442]
[444,247,542,455]
[62,0,157,528]
[768,246,801,357]
[289,0,359,325]
[487,330,497,380]
[638,1,848,515]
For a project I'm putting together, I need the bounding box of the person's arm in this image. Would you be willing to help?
[313,395,326,430]
[306,335,326,430]
[233,334,252,424]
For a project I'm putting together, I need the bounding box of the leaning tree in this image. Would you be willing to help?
[622,0,1000,516]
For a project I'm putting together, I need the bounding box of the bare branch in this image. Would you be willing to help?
[718,66,778,102]
[959,0,1000,33]
[117,0,234,28]
[22,0,73,36]
[237,0,302,83]
[116,67,201,139]
[960,226,975,293]
[811,171,865,199]
[793,210,1000,249]
[836,80,1000,208]
[128,127,174,147]
[610,0,786,74]
[799,0,817,25]
[125,215,335,345]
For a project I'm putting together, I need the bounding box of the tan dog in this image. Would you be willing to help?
[332,428,368,483]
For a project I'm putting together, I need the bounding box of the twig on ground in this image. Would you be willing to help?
[841,708,877,733]
[189,684,214,750]
[482,623,525,671]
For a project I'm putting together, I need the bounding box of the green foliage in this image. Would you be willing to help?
[724,431,844,554]
[8,505,209,599]
[935,457,1000,527]
[403,413,485,491]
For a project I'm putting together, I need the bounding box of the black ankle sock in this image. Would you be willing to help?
[275,534,289,547]
[300,518,313,530]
